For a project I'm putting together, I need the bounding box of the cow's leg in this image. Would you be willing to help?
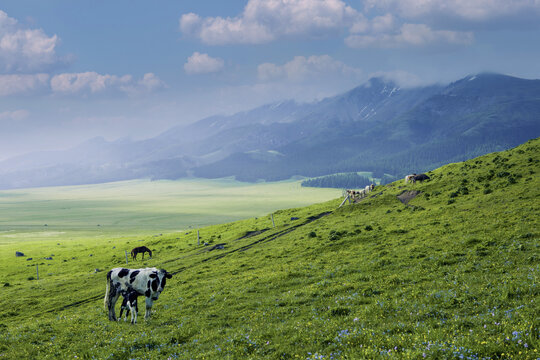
[119,305,124,321]
[145,297,154,320]
[122,299,131,322]
[130,298,138,324]
[122,305,130,322]
[107,283,121,321]
[119,293,127,321]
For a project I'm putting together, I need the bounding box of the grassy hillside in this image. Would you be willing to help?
[0,139,538,359]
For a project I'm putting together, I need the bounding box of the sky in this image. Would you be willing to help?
[0,0,539,160]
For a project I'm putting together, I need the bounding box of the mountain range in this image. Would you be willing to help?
[1,72,539,189]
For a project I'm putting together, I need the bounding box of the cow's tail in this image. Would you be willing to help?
[104,270,112,310]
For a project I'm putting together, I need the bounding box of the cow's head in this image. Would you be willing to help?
[148,269,172,300]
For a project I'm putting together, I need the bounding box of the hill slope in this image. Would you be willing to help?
[0,138,538,359]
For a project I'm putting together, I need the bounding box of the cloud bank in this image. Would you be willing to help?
[50,72,166,95]
[180,0,540,49]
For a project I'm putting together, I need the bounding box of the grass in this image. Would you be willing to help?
[0,139,538,359]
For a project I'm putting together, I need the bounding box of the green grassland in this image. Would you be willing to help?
[0,178,341,236]
[0,139,539,359]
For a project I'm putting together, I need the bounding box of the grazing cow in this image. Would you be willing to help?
[104,267,172,322]
[404,174,416,184]
[347,187,375,201]
[118,289,139,324]
[412,173,430,183]
[131,246,152,260]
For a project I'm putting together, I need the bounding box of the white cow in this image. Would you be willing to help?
[404,174,416,184]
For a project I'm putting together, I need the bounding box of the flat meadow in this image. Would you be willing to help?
[0,177,341,237]
[0,140,538,359]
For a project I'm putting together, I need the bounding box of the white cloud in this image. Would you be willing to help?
[120,73,167,95]
[0,109,30,122]
[346,23,473,48]
[180,12,273,45]
[51,72,131,93]
[258,55,362,82]
[50,72,165,95]
[363,0,540,22]
[371,14,397,33]
[184,52,224,74]
[350,13,399,35]
[0,73,49,96]
[0,10,60,72]
[0,10,18,30]
[179,0,360,45]
[138,73,166,91]
[179,13,202,35]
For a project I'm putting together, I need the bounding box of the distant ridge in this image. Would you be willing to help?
[0,72,539,189]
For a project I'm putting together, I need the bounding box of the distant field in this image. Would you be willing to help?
[0,178,341,241]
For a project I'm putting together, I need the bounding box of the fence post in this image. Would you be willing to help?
[339,194,350,208]
[36,264,39,280]
[125,250,129,265]
[271,214,275,228]
[197,229,200,246]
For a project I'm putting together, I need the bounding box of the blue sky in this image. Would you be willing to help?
[0,0,539,160]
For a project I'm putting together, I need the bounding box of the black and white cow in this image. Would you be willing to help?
[104,267,172,322]
[118,289,139,324]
